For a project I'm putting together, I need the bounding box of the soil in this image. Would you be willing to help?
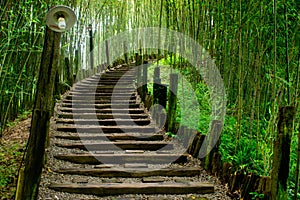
[0,115,31,200]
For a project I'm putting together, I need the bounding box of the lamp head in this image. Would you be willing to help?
[46,5,76,32]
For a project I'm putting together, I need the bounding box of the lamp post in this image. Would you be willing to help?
[88,24,94,69]
[16,6,76,200]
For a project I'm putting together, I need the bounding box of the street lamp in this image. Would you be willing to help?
[16,5,77,200]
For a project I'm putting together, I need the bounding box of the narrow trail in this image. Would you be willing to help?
[38,64,231,199]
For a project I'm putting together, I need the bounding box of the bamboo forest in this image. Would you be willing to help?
[0,0,299,199]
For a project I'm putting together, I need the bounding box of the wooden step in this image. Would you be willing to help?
[59,108,145,114]
[71,89,135,94]
[96,77,135,81]
[54,133,164,141]
[56,118,150,126]
[124,163,148,168]
[125,150,145,154]
[81,74,131,79]
[56,125,155,133]
[101,71,134,74]
[59,103,140,109]
[65,95,136,100]
[57,113,148,120]
[100,72,134,75]
[73,85,135,90]
[99,73,135,77]
[49,182,214,196]
[55,141,173,151]
[69,92,135,97]
[79,80,133,85]
[62,99,138,104]
[69,92,136,96]
[54,167,202,178]
[54,153,189,164]
[98,69,134,73]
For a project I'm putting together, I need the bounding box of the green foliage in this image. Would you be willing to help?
[249,191,265,199]
[219,115,272,175]
[147,59,211,133]
[287,129,300,199]
[0,142,24,199]
[6,110,31,128]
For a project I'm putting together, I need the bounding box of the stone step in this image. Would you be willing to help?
[54,153,189,164]
[55,141,173,151]
[54,133,164,141]
[49,182,214,196]
[54,167,202,178]
[56,125,156,133]
[57,113,148,120]
[56,118,150,126]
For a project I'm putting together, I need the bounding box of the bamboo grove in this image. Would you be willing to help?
[1,0,299,198]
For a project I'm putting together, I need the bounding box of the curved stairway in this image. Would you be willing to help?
[48,64,214,197]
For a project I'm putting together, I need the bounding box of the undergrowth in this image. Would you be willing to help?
[0,142,25,200]
[146,57,300,199]
[0,112,29,200]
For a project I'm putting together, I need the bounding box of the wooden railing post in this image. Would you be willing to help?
[141,61,148,102]
[123,41,128,65]
[64,57,74,86]
[271,106,296,200]
[153,67,161,104]
[136,53,142,94]
[105,40,110,67]
[166,73,178,133]
[201,120,222,171]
